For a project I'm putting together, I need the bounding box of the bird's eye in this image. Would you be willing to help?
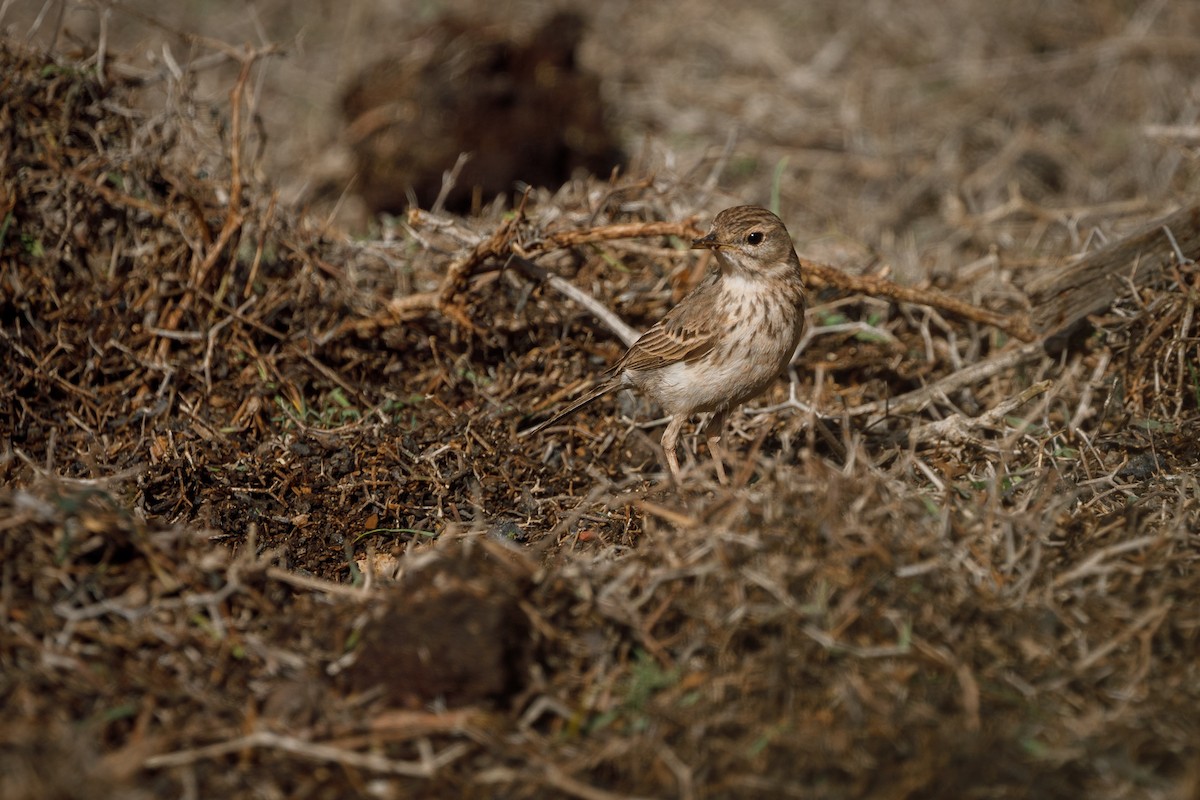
[746,231,764,245]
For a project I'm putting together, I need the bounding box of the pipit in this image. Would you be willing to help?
[527,205,807,482]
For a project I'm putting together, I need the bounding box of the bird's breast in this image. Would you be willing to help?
[629,282,803,416]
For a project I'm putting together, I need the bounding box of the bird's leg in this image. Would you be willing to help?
[706,410,728,485]
[660,415,686,482]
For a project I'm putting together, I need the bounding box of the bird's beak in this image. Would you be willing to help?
[691,232,723,250]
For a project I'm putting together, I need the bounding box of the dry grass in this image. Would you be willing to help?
[2,2,1200,798]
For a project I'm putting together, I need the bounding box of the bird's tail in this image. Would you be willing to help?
[520,381,618,437]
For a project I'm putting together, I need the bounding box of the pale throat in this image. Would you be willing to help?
[718,270,777,299]
[715,249,789,278]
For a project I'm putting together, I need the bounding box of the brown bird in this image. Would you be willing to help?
[526,205,808,482]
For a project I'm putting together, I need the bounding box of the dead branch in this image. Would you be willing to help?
[372,213,702,332]
[143,730,470,777]
[380,209,1037,351]
[908,379,1053,446]
[511,255,641,346]
[1028,202,1200,337]
[264,566,374,600]
[801,258,1037,342]
[530,219,700,252]
[849,340,1047,421]
[189,52,253,292]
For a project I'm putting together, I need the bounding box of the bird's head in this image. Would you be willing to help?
[690,205,799,277]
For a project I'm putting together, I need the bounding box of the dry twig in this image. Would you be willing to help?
[908,379,1053,446]
[849,341,1047,421]
[143,730,470,777]
[802,258,1038,342]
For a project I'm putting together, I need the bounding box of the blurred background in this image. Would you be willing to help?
[8,0,1199,282]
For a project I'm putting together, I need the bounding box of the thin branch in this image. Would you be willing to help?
[365,214,701,334]
[143,730,470,777]
[1073,601,1173,671]
[849,340,1046,421]
[379,209,1035,352]
[432,152,472,215]
[801,258,1036,342]
[908,379,1053,446]
[511,255,641,347]
[265,566,374,600]
[1051,534,1162,588]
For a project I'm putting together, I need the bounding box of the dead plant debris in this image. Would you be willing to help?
[2,18,1199,800]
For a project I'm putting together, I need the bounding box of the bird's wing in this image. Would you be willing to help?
[615,280,719,373]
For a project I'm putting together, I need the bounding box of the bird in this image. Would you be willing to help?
[526,205,808,482]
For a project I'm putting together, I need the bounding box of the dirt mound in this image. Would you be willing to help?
[340,10,623,215]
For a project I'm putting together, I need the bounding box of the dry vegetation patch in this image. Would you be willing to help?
[2,7,1199,798]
